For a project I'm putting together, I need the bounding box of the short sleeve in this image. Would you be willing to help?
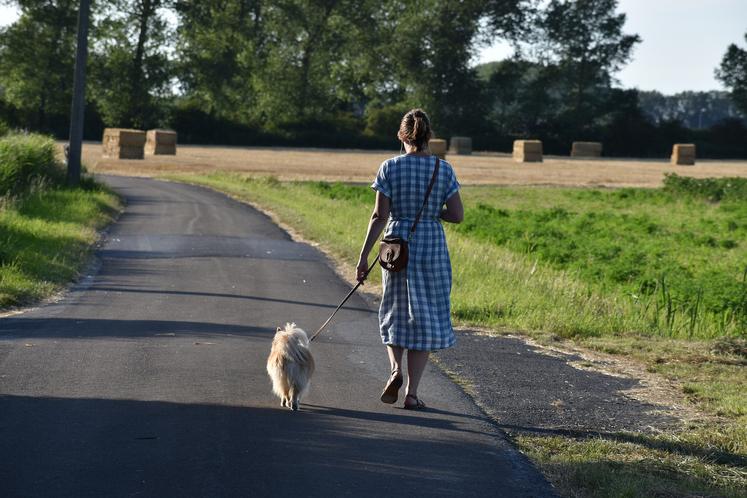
[444,163,460,201]
[371,160,392,199]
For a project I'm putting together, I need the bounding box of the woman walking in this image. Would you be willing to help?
[356,109,463,410]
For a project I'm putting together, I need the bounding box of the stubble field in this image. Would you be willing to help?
[77,142,747,187]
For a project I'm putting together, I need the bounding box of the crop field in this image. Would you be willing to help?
[76,142,747,187]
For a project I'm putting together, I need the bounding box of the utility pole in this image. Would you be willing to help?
[66,0,91,187]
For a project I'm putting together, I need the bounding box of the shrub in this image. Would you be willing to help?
[0,121,8,137]
[663,173,747,202]
[0,133,64,197]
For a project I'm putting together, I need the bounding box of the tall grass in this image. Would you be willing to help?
[167,172,746,339]
[0,133,120,308]
[0,133,64,196]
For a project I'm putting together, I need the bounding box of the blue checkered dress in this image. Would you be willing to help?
[371,154,461,351]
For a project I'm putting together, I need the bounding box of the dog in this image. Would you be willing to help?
[266,323,315,411]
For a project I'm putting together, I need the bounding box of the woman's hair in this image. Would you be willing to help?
[397,108,432,151]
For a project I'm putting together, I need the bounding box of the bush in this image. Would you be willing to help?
[663,173,747,202]
[0,121,9,137]
[0,133,64,197]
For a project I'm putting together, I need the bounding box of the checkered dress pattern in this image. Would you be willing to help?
[371,154,461,351]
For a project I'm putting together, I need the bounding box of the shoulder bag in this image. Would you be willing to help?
[379,157,440,272]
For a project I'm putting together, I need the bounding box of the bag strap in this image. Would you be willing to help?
[408,156,440,241]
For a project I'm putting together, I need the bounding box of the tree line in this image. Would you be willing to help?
[1,0,746,158]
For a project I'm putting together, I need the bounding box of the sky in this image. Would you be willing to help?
[2,1,746,95]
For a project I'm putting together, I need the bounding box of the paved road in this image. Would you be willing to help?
[0,176,554,497]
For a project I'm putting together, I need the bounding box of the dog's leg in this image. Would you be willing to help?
[289,388,299,411]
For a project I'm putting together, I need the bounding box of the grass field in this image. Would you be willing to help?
[77,142,747,188]
[163,170,746,498]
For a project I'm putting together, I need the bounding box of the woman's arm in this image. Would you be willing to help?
[356,191,391,282]
[440,192,464,223]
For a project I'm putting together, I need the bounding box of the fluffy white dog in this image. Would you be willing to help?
[266,323,315,411]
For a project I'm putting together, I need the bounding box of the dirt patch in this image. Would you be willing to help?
[74,142,747,188]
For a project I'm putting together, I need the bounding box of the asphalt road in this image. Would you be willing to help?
[0,176,554,498]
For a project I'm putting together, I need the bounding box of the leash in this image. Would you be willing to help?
[309,256,379,342]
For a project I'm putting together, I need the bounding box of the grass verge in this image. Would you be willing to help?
[164,171,746,497]
[0,183,120,308]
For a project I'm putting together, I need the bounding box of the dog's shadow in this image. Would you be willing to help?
[299,403,491,436]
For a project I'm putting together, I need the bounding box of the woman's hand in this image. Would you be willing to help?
[356,257,370,283]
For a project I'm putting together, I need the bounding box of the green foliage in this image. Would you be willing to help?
[0,133,64,196]
[0,0,78,133]
[455,185,747,336]
[88,0,174,129]
[716,31,747,116]
[482,0,642,144]
[0,120,8,137]
[638,90,745,129]
[0,185,119,308]
[663,173,747,202]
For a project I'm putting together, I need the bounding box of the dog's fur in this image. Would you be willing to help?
[266,323,315,411]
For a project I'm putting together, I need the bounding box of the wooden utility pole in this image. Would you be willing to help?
[66,0,91,186]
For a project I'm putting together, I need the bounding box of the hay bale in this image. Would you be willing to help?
[571,141,602,157]
[145,129,177,155]
[671,144,696,165]
[449,136,472,155]
[102,128,146,160]
[429,139,447,159]
[513,140,543,162]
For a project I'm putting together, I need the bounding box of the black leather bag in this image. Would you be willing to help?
[378,157,440,272]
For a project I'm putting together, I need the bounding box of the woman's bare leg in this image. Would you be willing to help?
[405,349,429,400]
[386,345,404,375]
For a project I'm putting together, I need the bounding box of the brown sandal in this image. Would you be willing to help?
[403,394,426,410]
[380,369,403,404]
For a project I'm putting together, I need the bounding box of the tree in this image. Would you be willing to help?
[88,0,174,128]
[174,0,264,124]
[0,0,79,134]
[535,0,640,135]
[716,32,747,116]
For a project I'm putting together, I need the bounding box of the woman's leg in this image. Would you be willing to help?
[405,349,430,399]
[386,345,404,375]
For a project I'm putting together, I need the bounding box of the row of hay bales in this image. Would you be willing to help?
[102,128,177,159]
[430,136,697,165]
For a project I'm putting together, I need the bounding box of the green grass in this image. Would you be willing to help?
[0,132,120,308]
[166,172,747,340]
[514,426,747,498]
[0,133,63,196]
[164,171,747,498]
[0,184,120,308]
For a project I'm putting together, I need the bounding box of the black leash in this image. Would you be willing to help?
[309,256,379,342]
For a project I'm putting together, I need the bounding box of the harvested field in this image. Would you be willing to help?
[71,142,747,187]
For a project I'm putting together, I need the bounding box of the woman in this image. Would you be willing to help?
[356,109,463,410]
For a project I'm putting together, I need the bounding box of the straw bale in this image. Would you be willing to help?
[145,129,177,155]
[513,140,543,162]
[429,139,447,159]
[671,144,696,165]
[102,128,146,159]
[449,136,472,155]
[571,141,602,157]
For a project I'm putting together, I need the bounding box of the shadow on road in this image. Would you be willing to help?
[0,318,272,339]
[0,394,514,497]
[85,286,375,314]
